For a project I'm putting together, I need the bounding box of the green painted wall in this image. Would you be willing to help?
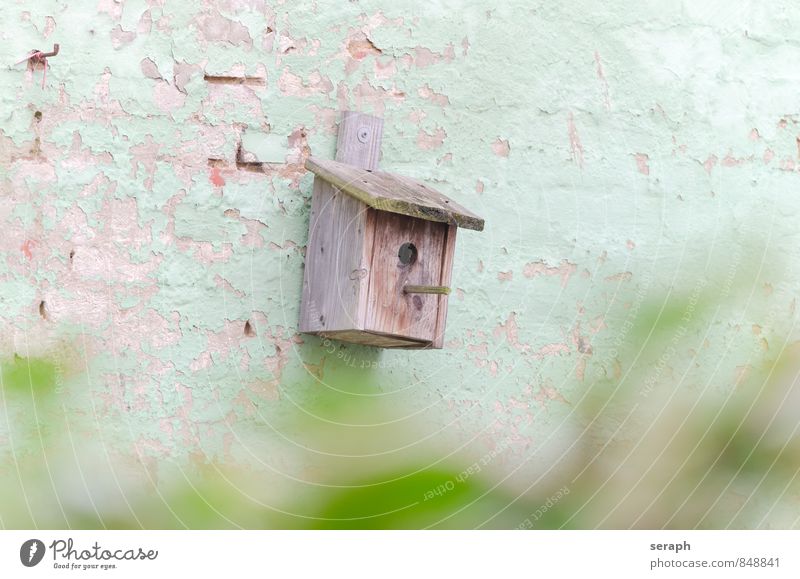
[1,1,799,528]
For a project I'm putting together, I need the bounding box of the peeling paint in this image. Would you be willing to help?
[0,2,796,523]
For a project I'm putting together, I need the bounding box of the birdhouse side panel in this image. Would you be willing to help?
[431,224,457,349]
[299,178,373,334]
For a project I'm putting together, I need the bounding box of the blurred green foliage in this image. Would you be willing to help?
[1,355,57,395]
[1,271,800,529]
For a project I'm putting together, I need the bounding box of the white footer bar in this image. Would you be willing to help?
[1,531,797,578]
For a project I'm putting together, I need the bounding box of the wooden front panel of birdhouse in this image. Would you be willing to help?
[365,212,449,342]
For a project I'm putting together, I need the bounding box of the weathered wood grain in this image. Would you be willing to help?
[312,329,428,349]
[431,224,457,349]
[335,111,383,170]
[365,212,447,342]
[305,156,485,231]
[299,110,474,349]
[298,178,372,333]
[300,113,385,336]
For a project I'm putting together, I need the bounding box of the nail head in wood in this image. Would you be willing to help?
[335,111,383,170]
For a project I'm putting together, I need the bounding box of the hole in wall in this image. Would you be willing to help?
[232,142,277,173]
[39,300,47,320]
[203,74,266,87]
[244,320,255,337]
[398,242,417,266]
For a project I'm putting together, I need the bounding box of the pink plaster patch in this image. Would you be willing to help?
[195,11,253,47]
[703,154,718,175]
[153,80,186,113]
[634,153,650,175]
[278,68,333,97]
[493,312,529,354]
[347,35,381,60]
[417,127,446,150]
[352,79,406,116]
[210,166,225,187]
[190,351,213,373]
[110,26,136,49]
[214,274,245,298]
[43,16,56,38]
[418,84,450,106]
[130,135,160,190]
[491,138,510,157]
[98,0,123,20]
[523,259,577,288]
[533,383,569,407]
[605,271,633,282]
[535,343,570,359]
[594,51,611,110]
[373,58,397,80]
[468,342,488,357]
[413,45,455,68]
[575,357,587,381]
[20,239,36,260]
[567,112,584,167]
[722,152,743,167]
[570,322,594,355]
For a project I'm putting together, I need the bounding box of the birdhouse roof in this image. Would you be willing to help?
[305,156,485,231]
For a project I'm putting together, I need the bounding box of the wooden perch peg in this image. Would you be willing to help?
[403,285,451,295]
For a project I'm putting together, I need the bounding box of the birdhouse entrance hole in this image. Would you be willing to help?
[398,242,417,266]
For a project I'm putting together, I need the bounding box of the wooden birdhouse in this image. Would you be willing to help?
[299,111,484,349]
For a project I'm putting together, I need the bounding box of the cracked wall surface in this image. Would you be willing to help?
[2,1,800,527]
